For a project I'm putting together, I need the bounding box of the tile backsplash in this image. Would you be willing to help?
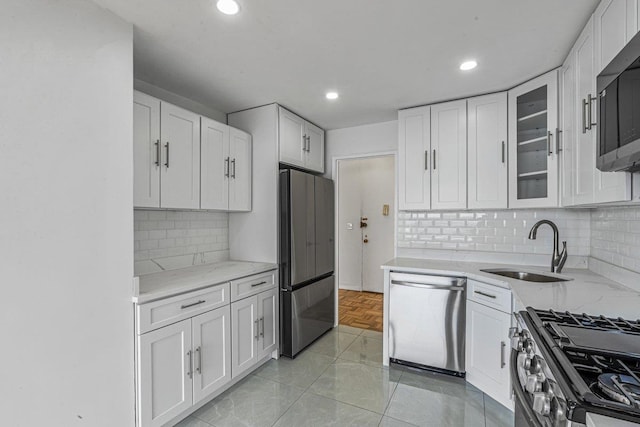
[591,206,640,273]
[134,210,229,275]
[397,209,591,266]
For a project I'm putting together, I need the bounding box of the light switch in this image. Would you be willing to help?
[346,223,353,230]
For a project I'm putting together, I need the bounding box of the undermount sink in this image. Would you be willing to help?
[480,268,572,283]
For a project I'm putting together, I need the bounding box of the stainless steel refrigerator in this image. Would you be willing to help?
[279,169,335,358]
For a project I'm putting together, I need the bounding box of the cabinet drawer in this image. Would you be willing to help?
[137,283,230,334]
[231,270,276,302]
[467,280,511,314]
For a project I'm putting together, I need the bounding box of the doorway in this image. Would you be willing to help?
[335,155,395,331]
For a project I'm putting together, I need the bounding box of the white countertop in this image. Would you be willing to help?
[133,260,278,304]
[382,258,640,319]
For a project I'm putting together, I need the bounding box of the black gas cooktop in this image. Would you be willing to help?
[527,308,640,419]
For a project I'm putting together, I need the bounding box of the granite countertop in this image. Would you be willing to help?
[133,260,278,304]
[382,258,640,319]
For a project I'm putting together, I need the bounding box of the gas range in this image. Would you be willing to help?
[511,308,640,427]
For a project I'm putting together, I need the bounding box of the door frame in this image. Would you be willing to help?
[331,151,397,327]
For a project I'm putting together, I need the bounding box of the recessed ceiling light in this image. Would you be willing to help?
[217,0,239,15]
[460,60,477,71]
[326,91,339,100]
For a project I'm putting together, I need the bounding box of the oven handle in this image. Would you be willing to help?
[511,348,545,427]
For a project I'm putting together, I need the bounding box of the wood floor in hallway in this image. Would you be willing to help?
[338,289,383,332]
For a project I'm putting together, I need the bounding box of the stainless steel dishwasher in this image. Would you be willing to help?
[389,272,466,376]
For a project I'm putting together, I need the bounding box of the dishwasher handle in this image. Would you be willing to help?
[390,280,465,291]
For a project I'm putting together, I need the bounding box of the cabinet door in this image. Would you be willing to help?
[431,100,467,210]
[398,106,431,210]
[137,319,193,427]
[134,91,161,208]
[160,103,201,209]
[200,117,230,210]
[594,0,636,74]
[278,107,305,168]
[508,70,559,208]
[305,122,325,173]
[231,296,258,378]
[228,128,252,211]
[465,300,511,409]
[192,306,231,404]
[257,288,278,360]
[573,18,596,206]
[560,54,576,207]
[467,93,508,209]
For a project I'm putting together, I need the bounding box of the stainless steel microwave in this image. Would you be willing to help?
[597,31,640,172]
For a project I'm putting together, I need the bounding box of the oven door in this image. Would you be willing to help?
[511,349,544,427]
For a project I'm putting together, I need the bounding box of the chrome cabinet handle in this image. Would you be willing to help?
[306,135,311,152]
[501,141,505,164]
[260,317,264,337]
[302,135,307,152]
[588,93,597,130]
[231,158,236,179]
[432,149,436,170]
[501,341,506,368]
[181,300,206,309]
[424,150,428,170]
[251,281,267,287]
[195,346,202,374]
[164,142,170,167]
[556,128,562,152]
[474,290,496,299]
[154,140,160,166]
[187,350,193,379]
[582,98,588,134]
[254,319,259,339]
[224,157,230,178]
[547,131,552,156]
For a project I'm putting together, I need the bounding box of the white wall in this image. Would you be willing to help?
[135,79,228,123]
[325,120,398,177]
[0,1,135,426]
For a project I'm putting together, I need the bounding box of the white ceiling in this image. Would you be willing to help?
[93,0,598,130]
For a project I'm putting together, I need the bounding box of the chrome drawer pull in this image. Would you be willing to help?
[181,300,206,309]
[251,281,267,287]
[501,341,506,368]
[474,290,496,299]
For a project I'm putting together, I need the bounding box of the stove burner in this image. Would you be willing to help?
[597,373,640,407]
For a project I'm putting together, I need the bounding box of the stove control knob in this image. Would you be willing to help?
[525,375,543,393]
[542,379,557,397]
[549,397,566,425]
[532,392,551,416]
[528,355,546,375]
[522,338,535,354]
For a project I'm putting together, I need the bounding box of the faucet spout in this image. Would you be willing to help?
[528,220,566,273]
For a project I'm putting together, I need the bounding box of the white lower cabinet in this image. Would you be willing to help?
[466,282,512,409]
[137,307,231,427]
[231,288,278,378]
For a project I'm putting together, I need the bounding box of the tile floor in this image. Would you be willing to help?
[176,325,515,427]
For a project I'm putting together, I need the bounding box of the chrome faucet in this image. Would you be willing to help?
[528,220,567,274]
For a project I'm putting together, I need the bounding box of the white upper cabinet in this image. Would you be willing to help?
[467,93,508,209]
[305,121,325,173]
[228,128,252,211]
[431,100,467,210]
[160,103,201,209]
[560,10,631,207]
[508,70,559,208]
[398,106,431,210]
[200,117,230,210]
[134,92,161,208]
[278,106,325,173]
[594,0,638,74]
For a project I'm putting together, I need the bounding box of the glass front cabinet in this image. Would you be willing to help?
[508,70,559,208]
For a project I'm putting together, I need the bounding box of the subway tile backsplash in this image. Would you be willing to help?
[134,210,229,274]
[591,206,640,274]
[397,209,591,256]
